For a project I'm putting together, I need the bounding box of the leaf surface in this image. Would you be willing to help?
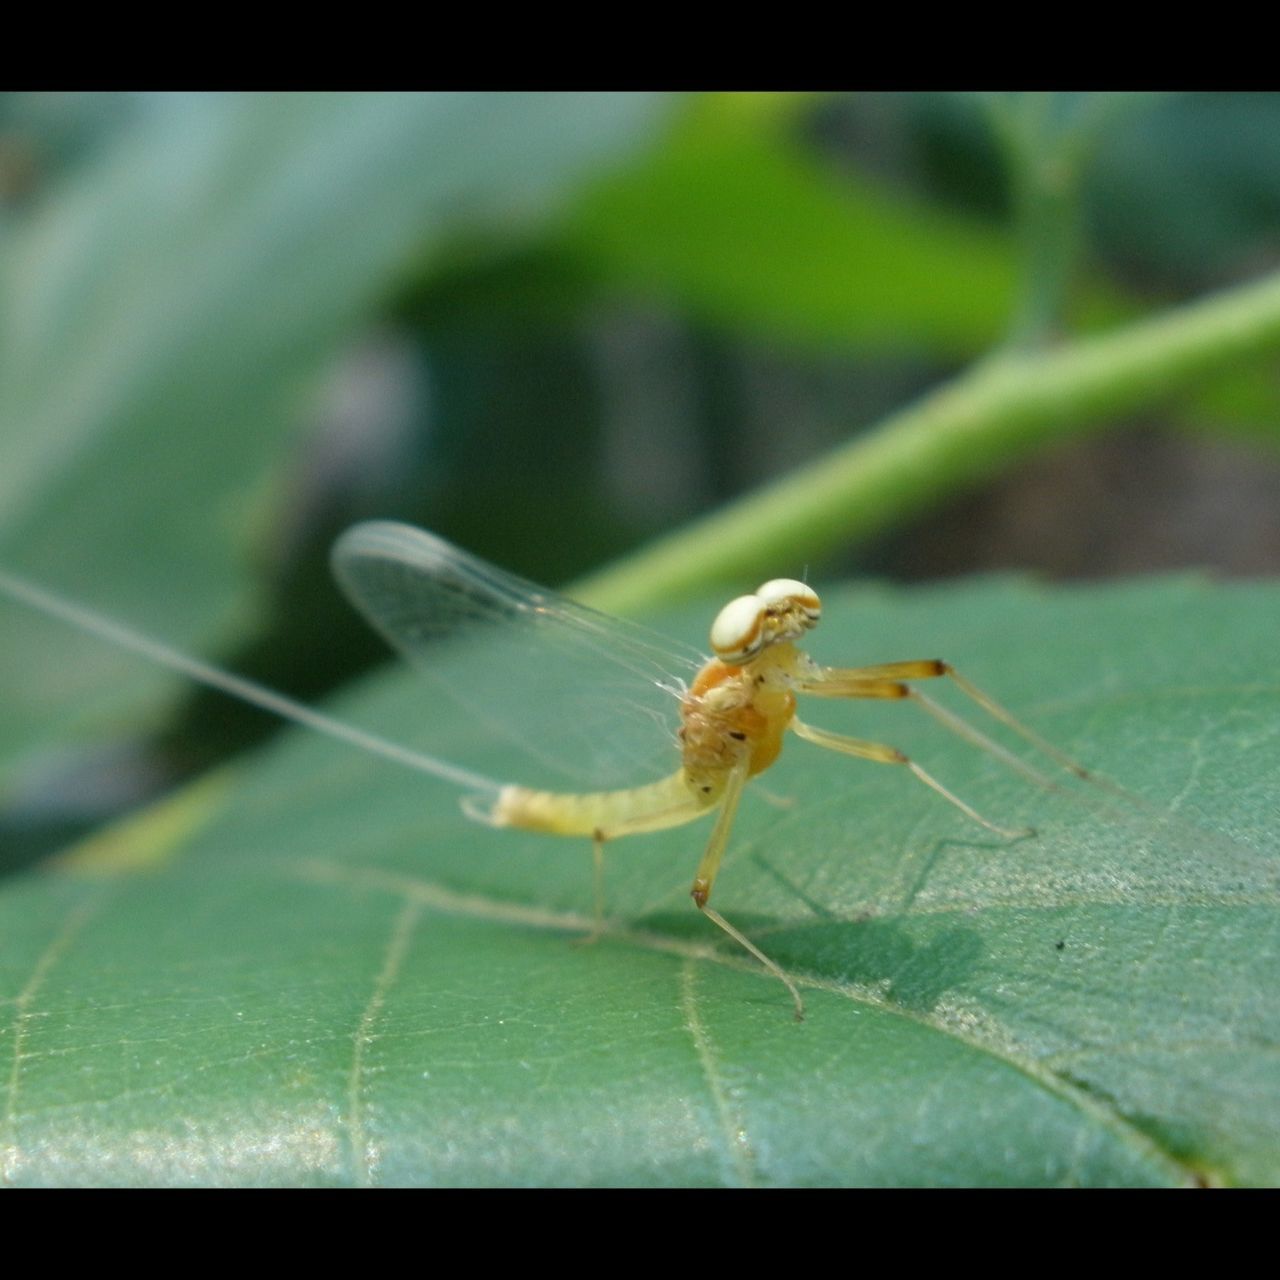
[1,574,1274,1186]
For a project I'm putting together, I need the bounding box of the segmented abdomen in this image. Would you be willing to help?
[479,770,712,838]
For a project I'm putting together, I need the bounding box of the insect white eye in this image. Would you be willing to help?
[755,578,821,622]
[710,594,766,663]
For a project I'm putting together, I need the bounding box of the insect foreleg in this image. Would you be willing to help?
[796,659,1091,782]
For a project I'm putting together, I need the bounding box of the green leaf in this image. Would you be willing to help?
[0,91,670,777]
[563,95,1022,355]
[1,574,1274,1185]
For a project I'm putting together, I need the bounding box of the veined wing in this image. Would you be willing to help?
[331,522,707,792]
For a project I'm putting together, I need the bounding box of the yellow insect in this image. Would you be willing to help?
[0,522,1090,1019]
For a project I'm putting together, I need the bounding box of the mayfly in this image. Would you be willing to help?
[0,522,1093,1019]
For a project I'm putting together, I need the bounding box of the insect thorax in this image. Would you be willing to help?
[679,648,800,788]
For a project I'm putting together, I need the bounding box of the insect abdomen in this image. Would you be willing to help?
[476,771,709,838]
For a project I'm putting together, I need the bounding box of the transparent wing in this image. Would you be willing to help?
[331,521,707,791]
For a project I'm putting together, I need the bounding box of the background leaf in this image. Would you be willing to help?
[1,573,1273,1186]
[564,96,1022,354]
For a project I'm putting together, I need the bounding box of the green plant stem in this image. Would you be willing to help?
[1007,141,1081,346]
[992,93,1160,350]
[573,267,1280,615]
[984,93,1083,349]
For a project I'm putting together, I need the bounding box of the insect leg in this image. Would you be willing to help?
[790,717,1034,839]
[933,664,1091,779]
[571,832,608,946]
[797,659,1091,783]
[576,787,714,943]
[691,764,805,1020]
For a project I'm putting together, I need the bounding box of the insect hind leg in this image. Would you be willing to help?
[571,831,608,946]
[575,790,711,945]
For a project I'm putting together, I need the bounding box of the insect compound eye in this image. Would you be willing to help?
[710,593,767,664]
[755,578,821,625]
